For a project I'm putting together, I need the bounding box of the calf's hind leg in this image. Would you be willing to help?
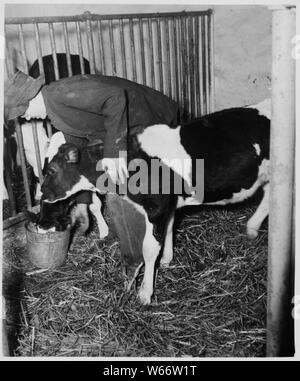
[246,183,269,239]
[160,210,175,267]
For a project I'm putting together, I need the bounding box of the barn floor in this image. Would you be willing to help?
[3,194,268,358]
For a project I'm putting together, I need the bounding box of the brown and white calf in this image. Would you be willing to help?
[41,102,270,305]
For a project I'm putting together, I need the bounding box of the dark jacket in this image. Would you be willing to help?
[42,74,181,158]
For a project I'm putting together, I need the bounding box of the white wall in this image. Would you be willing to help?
[5,4,272,111]
[213,6,271,109]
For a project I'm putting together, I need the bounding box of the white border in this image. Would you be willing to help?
[0,0,299,362]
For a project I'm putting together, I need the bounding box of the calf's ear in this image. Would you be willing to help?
[65,146,79,163]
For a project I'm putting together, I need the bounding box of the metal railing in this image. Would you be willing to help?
[3,10,215,228]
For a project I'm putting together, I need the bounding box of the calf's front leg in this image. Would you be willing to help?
[89,193,109,239]
[138,215,161,305]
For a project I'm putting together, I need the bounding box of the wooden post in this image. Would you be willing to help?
[2,298,10,356]
[267,5,295,357]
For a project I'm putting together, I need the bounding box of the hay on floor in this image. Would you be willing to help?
[3,197,267,357]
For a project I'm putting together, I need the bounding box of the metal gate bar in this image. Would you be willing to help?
[47,22,58,138]
[207,14,214,113]
[96,20,105,75]
[165,19,171,98]
[156,19,163,93]
[19,21,46,176]
[31,121,44,183]
[62,22,73,77]
[48,23,59,80]
[205,16,210,115]
[4,45,33,214]
[194,16,200,116]
[119,19,127,78]
[129,19,137,82]
[18,24,28,73]
[172,17,179,103]
[76,21,86,74]
[3,131,17,217]
[85,14,96,74]
[139,18,146,86]
[15,121,32,209]
[188,16,194,118]
[200,16,207,115]
[108,20,115,75]
[34,23,44,76]
[181,17,188,118]
[5,10,212,24]
[4,54,17,218]
[147,18,155,89]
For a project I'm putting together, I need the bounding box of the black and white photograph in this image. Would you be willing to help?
[1,0,298,361]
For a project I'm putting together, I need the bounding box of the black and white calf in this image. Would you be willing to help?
[31,131,109,237]
[41,101,270,305]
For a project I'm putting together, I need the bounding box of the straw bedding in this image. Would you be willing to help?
[3,193,267,357]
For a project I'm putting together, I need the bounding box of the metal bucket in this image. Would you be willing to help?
[25,222,71,269]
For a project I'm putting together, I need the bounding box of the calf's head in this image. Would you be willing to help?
[41,143,81,202]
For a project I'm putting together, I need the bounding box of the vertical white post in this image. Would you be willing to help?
[267,6,295,357]
[2,298,10,356]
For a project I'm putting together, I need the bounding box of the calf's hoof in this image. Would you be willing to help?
[246,226,258,240]
[138,288,152,305]
[99,227,109,239]
[159,259,171,268]
[159,251,173,268]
